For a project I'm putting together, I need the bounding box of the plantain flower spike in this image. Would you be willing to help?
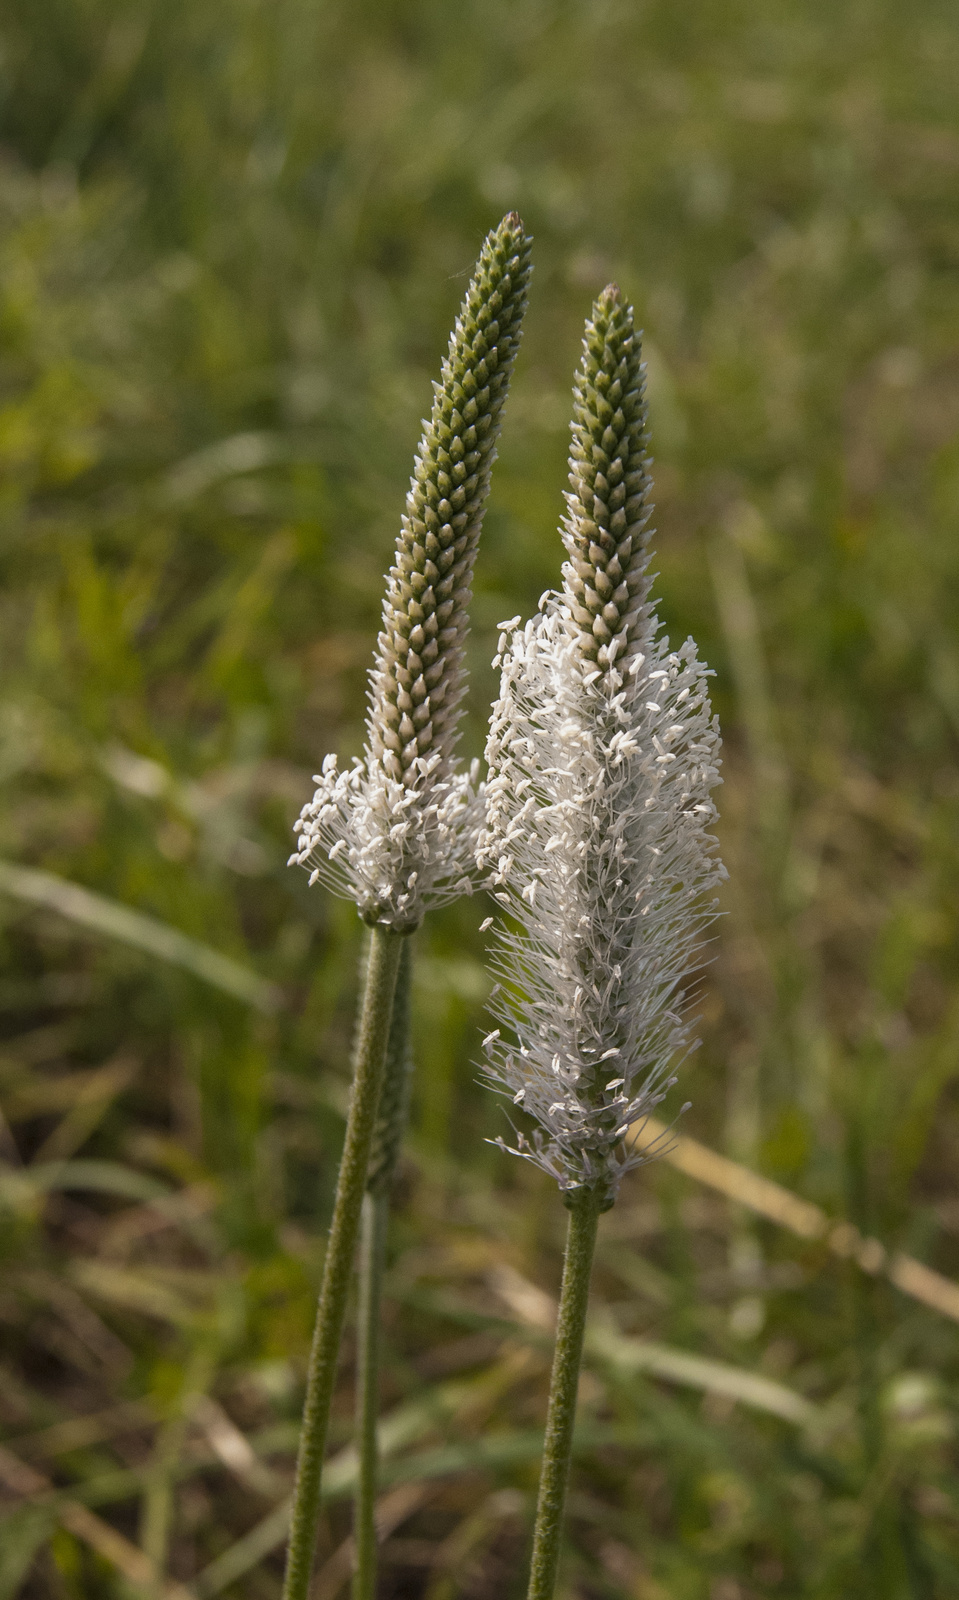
[478,286,725,1206]
[290,215,533,930]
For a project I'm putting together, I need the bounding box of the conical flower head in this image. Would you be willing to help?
[370,214,533,782]
[562,284,654,668]
[291,215,533,930]
[479,288,724,1205]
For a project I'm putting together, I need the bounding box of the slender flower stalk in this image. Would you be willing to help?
[353,937,413,1600]
[478,286,725,1596]
[353,1194,388,1600]
[527,1185,601,1600]
[283,215,532,1600]
[282,923,403,1600]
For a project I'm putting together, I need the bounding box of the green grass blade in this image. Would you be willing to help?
[0,860,282,1012]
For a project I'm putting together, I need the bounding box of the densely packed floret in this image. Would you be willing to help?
[478,288,725,1203]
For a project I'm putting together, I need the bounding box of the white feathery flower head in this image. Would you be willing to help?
[289,751,484,931]
[477,286,725,1205]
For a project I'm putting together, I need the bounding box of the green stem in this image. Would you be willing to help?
[526,1186,602,1600]
[353,934,413,1600]
[353,1190,388,1599]
[282,924,405,1600]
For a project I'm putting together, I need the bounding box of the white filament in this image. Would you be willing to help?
[478,604,724,1201]
[288,753,483,931]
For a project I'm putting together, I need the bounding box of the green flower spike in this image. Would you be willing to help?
[291,213,534,931]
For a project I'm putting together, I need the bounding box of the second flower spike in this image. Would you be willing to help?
[479,286,725,1208]
[291,214,533,931]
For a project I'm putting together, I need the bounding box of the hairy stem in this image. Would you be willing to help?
[282,924,405,1600]
[353,937,413,1599]
[526,1186,602,1600]
[352,1191,388,1598]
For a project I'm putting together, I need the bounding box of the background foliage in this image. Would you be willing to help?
[2,0,959,1594]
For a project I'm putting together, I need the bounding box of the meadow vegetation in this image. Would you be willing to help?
[1,1,959,1595]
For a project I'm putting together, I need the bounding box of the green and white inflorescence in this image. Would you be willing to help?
[290,215,533,930]
[479,287,725,1205]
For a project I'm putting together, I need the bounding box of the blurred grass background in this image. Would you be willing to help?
[1,0,959,1594]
